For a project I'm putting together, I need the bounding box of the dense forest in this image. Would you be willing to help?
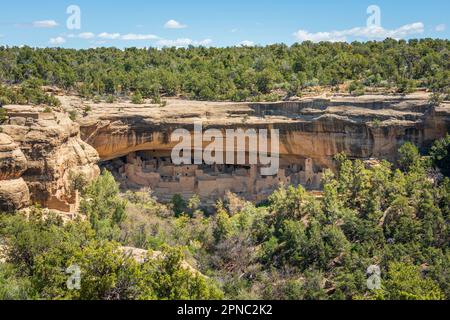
[0,38,449,103]
[0,137,449,300]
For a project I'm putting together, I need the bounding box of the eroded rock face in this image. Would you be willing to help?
[0,178,30,212]
[0,133,28,180]
[75,94,450,169]
[65,93,449,203]
[120,246,202,275]
[2,93,448,210]
[0,106,100,213]
[0,133,30,211]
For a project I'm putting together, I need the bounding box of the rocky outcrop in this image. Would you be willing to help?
[120,246,203,276]
[0,133,30,211]
[74,94,450,169]
[0,178,30,212]
[2,93,449,211]
[0,133,28,180]
[0,106,100,213]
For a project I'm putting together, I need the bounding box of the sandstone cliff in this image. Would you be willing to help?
[1,93,449,211]
[0,106,100,213]
[0,132,30,211]
[71,93,450,169]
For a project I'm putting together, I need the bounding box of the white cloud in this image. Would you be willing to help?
[294,30,346,42]
[33,20,58,28]
[69,32,96,39]
[239,40,255,47]
[231,28,239,33]
[97,32,159,41]
[98,32,121,40]
[121,33,159,40]
[201,39,213,45]
[293,22,425,43]
[436,24,446,32]
[49,36,66,45]
[164,19,187,29]
[78,32,96,39]
[157,38,212,47]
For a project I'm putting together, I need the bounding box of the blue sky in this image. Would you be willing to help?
[0,0,448,48]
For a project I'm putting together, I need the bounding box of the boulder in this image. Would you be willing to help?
[0,133,28,180]
[1,106,100,213]
[0,178,30,212]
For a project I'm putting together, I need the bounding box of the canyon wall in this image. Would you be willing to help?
[0,106,100,213]
[0,132,30,211]
[77,94,450,169]
[1,93,449,211]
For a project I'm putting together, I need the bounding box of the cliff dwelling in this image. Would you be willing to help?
[2,93,449,213]
[103,151,323,205]
[85,93,449,206]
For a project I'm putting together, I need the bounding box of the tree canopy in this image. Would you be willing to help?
[0,39,449,103]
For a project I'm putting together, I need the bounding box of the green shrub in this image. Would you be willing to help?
[0,108,7,123]
[151,94,161,105]
[397,79,417,94]
[80,169,127,231]
[68,110,77,121]
[171,194,187,217]
[0,96,11,105]
[106,95,116,103]
[83,105,92,116]
[372,118,382,128]
[429,92,444,106]
[348,81,365,96]
[132,92,144,104]
[0,84,60,107]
